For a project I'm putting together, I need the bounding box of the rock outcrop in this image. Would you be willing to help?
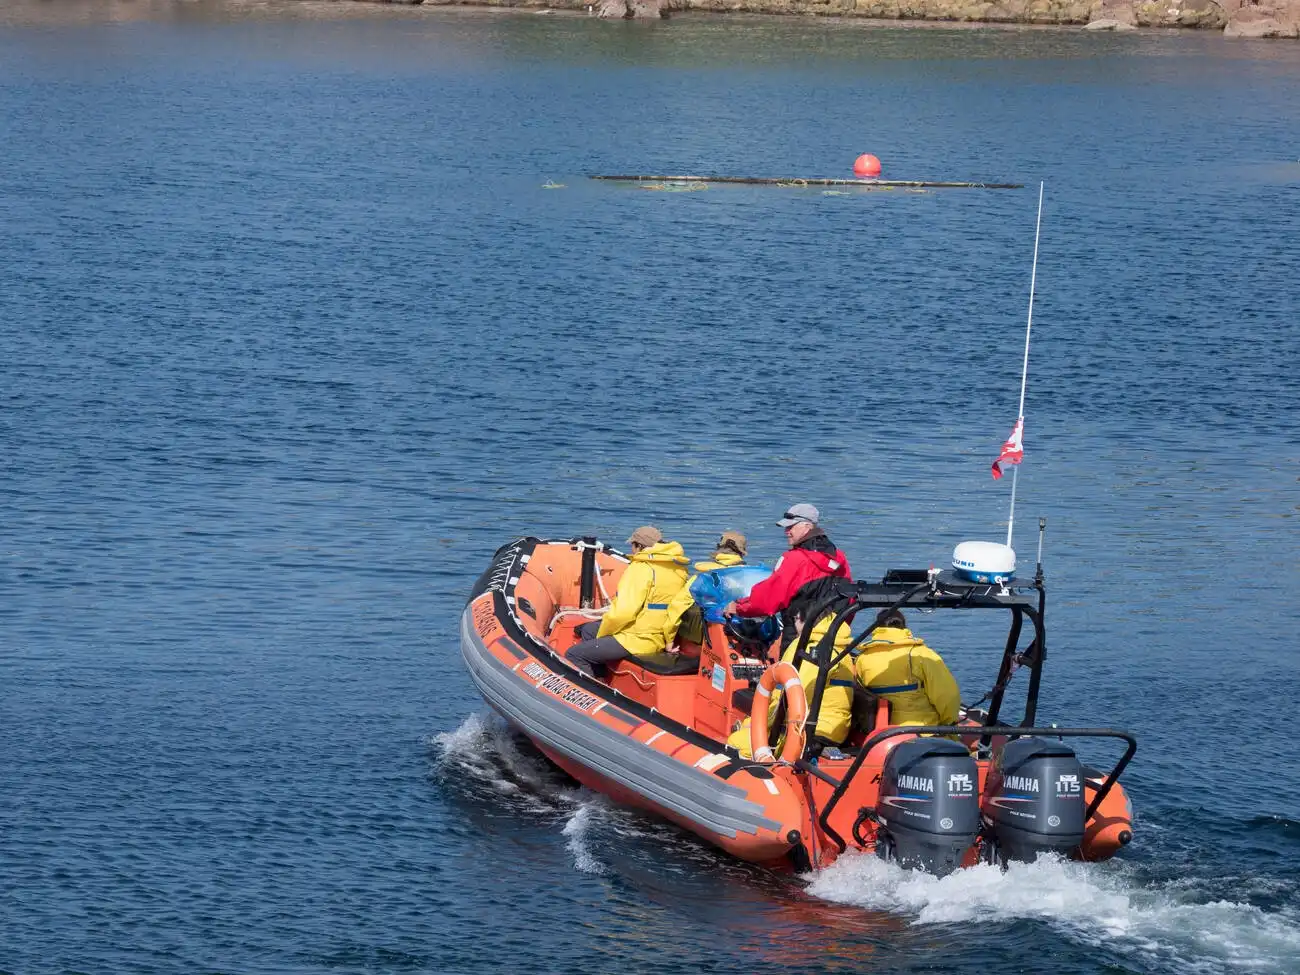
[1224,0,1300,34]
[413,0,1300,36]
[597,0,668,16]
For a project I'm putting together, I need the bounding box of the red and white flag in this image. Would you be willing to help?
[991,418,1024,480]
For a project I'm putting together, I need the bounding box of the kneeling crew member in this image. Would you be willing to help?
[854,609,961,727]
[566,525,689,678]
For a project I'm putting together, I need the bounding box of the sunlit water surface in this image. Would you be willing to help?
[1,7,1297,974]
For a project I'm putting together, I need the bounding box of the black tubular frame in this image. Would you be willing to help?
[797,582,931,742]
[794,572,1048,750]
[577,536,599,609]
[815,726,1138,855]
[774,564,1139,857]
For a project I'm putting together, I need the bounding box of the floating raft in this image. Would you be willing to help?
[591,174,1022,189]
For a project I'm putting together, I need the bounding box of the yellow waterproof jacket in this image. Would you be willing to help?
[853,627,961,727]
[662,551,744,646]
[597,541,690,656]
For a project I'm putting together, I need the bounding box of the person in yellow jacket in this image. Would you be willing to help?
[661,530,748,648]
[853,609,961,727]
[727,617,856,758]
[565,526,690,678]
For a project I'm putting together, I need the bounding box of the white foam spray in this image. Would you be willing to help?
[561,800,609,875]
[807,853,1300,974]
[432,714,684,876]
[429,712,582,813]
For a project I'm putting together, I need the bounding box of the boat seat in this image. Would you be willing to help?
[851,684,882,737]
[625,652,701,677]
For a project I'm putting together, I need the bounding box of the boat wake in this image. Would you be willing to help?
[429,711,584,815]
[561,801,608,875]
[430,717,1297,972]
[429,712,635,875]
[807,853,1300,974]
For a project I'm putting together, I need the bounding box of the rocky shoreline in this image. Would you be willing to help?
[1,0,1292,37]
[406,0,1299,36]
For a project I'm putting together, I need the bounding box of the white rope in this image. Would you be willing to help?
[594,558,612,605]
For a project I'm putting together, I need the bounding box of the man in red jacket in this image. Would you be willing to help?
[724,503,852,652]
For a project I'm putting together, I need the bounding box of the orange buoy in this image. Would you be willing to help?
[853,153,882,179]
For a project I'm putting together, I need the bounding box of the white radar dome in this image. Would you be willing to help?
[952,541,1016,583]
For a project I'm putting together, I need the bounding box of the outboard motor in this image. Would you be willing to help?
[875,738,980,876]
[982,737,1085,864]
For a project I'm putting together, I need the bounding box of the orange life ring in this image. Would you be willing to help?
[749,661,808,764]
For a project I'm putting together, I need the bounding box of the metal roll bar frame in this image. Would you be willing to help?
[788,571,1048,748]
[758,550,1138,857]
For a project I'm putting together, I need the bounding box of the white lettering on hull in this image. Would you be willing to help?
[521,661,600,713]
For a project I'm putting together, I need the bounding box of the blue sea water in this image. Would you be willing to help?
[1,6,1298,973]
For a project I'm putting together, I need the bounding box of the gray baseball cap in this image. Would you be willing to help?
[776,503,820,528]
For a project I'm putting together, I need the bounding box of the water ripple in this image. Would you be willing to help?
[1,11,1297,975]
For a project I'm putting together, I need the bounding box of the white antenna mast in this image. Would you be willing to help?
[1006,181,1044,550]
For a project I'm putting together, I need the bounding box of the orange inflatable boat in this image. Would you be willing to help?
[460,535,1136,874]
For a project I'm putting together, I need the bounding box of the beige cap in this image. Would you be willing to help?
[716,530,748,558]
[627,525,663,548]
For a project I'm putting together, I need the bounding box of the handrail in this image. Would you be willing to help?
[815,725,1138,855]
[792,758,843,788]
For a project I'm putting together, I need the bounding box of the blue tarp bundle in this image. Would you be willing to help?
[689,564,773,623]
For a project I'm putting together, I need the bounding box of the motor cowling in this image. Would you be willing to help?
[875,738,980,876]
[982,737,1086,863]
